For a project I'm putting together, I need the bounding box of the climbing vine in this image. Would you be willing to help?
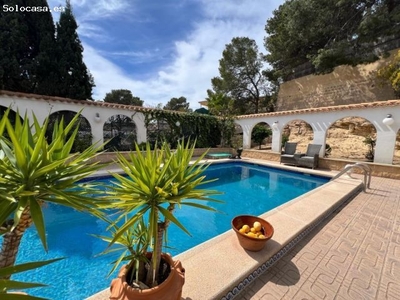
[143,110,235,148]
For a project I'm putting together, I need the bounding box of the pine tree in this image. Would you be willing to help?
[0,0,26,91]
[0,0,59,94]
[56,0,95,100]
[31,0,60,95]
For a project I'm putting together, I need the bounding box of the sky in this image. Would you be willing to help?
[47,0,285,109]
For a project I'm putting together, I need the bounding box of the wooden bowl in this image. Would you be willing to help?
[231,215,274,251]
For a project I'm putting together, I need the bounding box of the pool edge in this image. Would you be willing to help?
[86,161,362,300]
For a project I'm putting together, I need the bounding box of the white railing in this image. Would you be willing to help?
[331,162,372,192]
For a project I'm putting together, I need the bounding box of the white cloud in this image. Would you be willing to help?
[74,0,285,108]
[76,0,132,22]
[76,23,111,40]
[48,0,133,38]
[83,45,143,99]
[52,0,131,20]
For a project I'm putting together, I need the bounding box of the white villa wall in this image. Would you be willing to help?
[235,100,400,165]
[0,92,147,146]
[1,91,400,165]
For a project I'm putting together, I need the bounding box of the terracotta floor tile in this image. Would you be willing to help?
[236,176,400,300]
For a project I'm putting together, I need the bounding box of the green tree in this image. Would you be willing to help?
[163,96,190,111]
[205,91,235,146]
[377,50,400,97]
[56,0,95,100]
[31,0,61,96]
[251,124,272,149]
[104,89,144,106]
[265,0,400,79]
[205,91,234,116]
[211,37,273,114]
[0,0,60,95]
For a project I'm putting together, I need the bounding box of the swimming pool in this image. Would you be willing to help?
[10,161,329,299]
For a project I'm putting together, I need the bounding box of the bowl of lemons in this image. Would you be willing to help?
[231,215,274,251]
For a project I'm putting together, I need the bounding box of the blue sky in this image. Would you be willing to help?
[48,0,285,108]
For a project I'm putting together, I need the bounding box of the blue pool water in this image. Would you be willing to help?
[10,162,328,299]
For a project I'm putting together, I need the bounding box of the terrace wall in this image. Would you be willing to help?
[241,149,400,179]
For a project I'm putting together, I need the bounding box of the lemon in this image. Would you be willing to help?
[258,234,266,239]
[250,227,257,233]
[241,224,250,233]
[247,232,257,238]
[239,228,246,234]
[253,221,262,231]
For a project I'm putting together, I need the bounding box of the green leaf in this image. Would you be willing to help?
[107,250,128,277]
[0,294,48,300]
[29,118,49,165]
[29,198,47,251]
[0,279,46,290]
[0,107,11,135]
[5,119,27,170]
[0,258,63,277]
[158,206,190,236]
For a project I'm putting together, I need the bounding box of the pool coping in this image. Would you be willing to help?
[86,159,363,300]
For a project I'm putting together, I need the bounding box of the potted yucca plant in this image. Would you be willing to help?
[100,140,222,300]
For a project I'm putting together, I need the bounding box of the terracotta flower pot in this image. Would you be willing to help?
[109,253,185,300]
[232,215,274,251]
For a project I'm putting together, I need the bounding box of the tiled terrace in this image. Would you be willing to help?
[238,174,400,300]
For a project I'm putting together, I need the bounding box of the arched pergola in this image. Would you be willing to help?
[0,90,148,147]
[235,100,400,165]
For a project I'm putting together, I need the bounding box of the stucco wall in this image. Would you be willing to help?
[277,49,398,111]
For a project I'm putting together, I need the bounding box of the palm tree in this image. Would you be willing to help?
[0,108,108,274]
[206,92,235,147]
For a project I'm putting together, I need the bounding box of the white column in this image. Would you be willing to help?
[133,113,147,144]
[242,125,252,149]
[374,130,396,164]
[271,127,282,152]
[312,130,327,157]
[91,120,104,147]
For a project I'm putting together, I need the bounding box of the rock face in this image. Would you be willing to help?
[276,50,398,111]
[256,117,400,164]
